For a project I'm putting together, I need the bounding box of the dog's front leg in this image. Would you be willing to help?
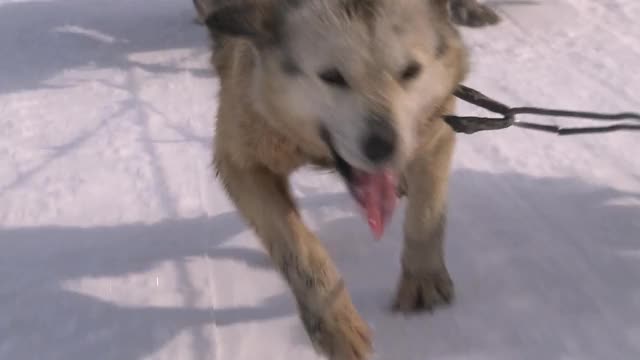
[215,157,373,360]
[393,128,456,313]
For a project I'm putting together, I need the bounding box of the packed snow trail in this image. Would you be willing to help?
[1,0,639,359]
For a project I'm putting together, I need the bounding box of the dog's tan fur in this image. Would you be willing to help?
[203,1,477,358]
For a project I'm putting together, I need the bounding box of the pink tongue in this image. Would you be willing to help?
[352,170,397,239]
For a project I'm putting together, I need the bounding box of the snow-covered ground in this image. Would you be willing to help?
[1,0,639,359]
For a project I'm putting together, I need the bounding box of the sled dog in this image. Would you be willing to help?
[202,0,495,358]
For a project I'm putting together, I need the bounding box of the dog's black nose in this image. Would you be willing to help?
[362,114,396,164]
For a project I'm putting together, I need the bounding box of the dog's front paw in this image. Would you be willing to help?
[450,0,500,27]
[303,299,373,360]
[392,268,454,313]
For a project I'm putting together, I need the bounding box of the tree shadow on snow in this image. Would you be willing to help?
[1,169,639,359]
[0,216,226,360]
[0,189,347,360]
[0,0,211,95]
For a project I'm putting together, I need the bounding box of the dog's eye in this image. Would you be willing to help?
[319,69,349,88]
[400,62,422,81]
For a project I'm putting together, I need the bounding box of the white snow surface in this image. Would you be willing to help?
[1,0,639,359]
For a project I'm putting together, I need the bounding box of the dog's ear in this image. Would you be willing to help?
[205,2,282,44]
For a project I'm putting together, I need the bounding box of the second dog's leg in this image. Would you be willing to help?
[215,157,372,360]
[393,128,456,312]
[449,0,500,27]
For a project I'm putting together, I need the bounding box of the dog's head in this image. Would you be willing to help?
[206,0,467,233]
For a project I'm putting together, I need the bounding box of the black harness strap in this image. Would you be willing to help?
[444,85,640,135]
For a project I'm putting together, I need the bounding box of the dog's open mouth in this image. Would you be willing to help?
[321,129,398,239]
[348,167,397,239]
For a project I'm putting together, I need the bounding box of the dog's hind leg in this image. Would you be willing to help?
[393,125,456,313]
[215,156,373,360]
[449,0,500,27]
